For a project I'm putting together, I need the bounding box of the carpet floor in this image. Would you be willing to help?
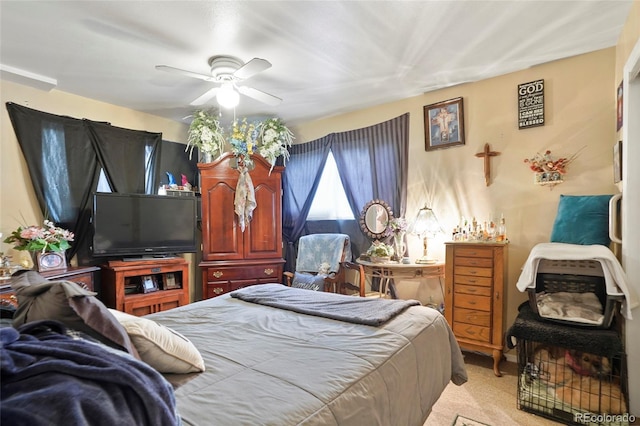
[424,352,563,426]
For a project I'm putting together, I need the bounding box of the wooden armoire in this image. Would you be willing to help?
[199,153,285,299]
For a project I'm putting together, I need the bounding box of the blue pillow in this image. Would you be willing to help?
[550,194,613,246]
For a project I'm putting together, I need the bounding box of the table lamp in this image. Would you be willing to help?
[409,205,443,264]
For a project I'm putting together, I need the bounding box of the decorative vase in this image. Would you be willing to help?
[370,256,390,264]
[392,232,406,261]
[201,152,214,163]
[230,155,255,171]
[30,250,67,272]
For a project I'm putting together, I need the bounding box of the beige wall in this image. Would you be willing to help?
[293,47,619,332]
[0,44,622,342]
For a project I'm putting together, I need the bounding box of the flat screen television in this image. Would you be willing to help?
[91,192,198,259]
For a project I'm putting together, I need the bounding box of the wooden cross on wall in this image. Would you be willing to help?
[475,143,500,186]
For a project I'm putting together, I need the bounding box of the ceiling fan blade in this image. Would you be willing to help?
[155,65,214,81]
[237,86,282,106]
[190,87,220,106]
[234,58,271,80]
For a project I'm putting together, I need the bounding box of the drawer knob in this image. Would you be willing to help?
[213,287,224,295]
[213,271,223,278]
[264,268,274,276]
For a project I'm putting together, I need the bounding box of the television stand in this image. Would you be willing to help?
[101,257,189,316]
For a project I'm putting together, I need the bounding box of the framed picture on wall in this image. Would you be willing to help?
[424,97,465,151]
[617,80,623,131]
[613,140,622,183]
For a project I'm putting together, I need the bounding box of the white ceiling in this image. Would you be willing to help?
[0,1,633,127]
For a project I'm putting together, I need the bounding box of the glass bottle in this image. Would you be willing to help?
[497,215,507,242]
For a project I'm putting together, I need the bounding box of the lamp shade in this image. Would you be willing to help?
[216,82,240,109]
[409,205,443,237]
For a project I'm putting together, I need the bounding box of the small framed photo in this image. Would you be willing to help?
[613,140,622,183]
[424,97,465,151]
[163,273,180,290]
[140,275,159,293]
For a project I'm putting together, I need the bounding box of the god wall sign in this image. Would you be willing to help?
[518,79,544,129]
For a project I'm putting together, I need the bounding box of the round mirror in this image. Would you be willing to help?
[359,199,394,240]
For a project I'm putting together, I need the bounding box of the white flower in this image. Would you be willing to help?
[186,110,225,160]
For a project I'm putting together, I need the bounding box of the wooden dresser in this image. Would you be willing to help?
[444,241,508,376]
[199,153,285,299]
[1,266,100,309]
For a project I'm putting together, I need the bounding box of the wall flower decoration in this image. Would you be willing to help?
[523,147,584,187]
[186,110,226,161]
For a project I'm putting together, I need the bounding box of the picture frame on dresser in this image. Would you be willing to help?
[163,273,179,290]
[424,97,465,151]
[140,275,159,293]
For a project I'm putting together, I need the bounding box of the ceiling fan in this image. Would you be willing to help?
[156,55,282,108]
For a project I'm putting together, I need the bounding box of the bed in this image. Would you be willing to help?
[146,284,468,426]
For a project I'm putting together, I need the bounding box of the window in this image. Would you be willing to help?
[306,151,354,220]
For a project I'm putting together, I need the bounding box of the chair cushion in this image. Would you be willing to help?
[550,194,613,246]
[291,272,326,291]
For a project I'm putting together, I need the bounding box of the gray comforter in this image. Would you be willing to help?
[148,284,468,426]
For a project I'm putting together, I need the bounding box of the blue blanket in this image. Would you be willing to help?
[231,284,420,326]
[1,320,180,426]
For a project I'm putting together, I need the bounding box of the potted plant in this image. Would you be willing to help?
[257,118,294,172]
[186,110,226,162]
[3,220,74,272]
[366,241,394,263]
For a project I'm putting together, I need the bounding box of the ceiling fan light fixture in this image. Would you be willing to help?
[216,82,239,109]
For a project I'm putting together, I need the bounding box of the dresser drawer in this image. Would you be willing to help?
[455,247,494,258]
[453,322,491,343]
[454,266,493,278]
[205,282,232,298]
[454,308,491,327]
[454,293,491,311]
[207,265,280,281]
[453,275,493,287]
[455,284,492,297]
[455,256,493,268]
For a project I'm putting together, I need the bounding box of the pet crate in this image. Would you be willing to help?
[527,259,624,329]
[518,339,628,426]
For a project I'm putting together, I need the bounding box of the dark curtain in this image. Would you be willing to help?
[281,113,410,272]
[281,136,332,272]
[156,141,199,190]
[332,113,409,220]
[6,103,101,263]
[5,103,166,266]
[88,121,161,195]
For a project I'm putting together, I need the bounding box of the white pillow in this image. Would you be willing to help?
[108,309,205,374]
